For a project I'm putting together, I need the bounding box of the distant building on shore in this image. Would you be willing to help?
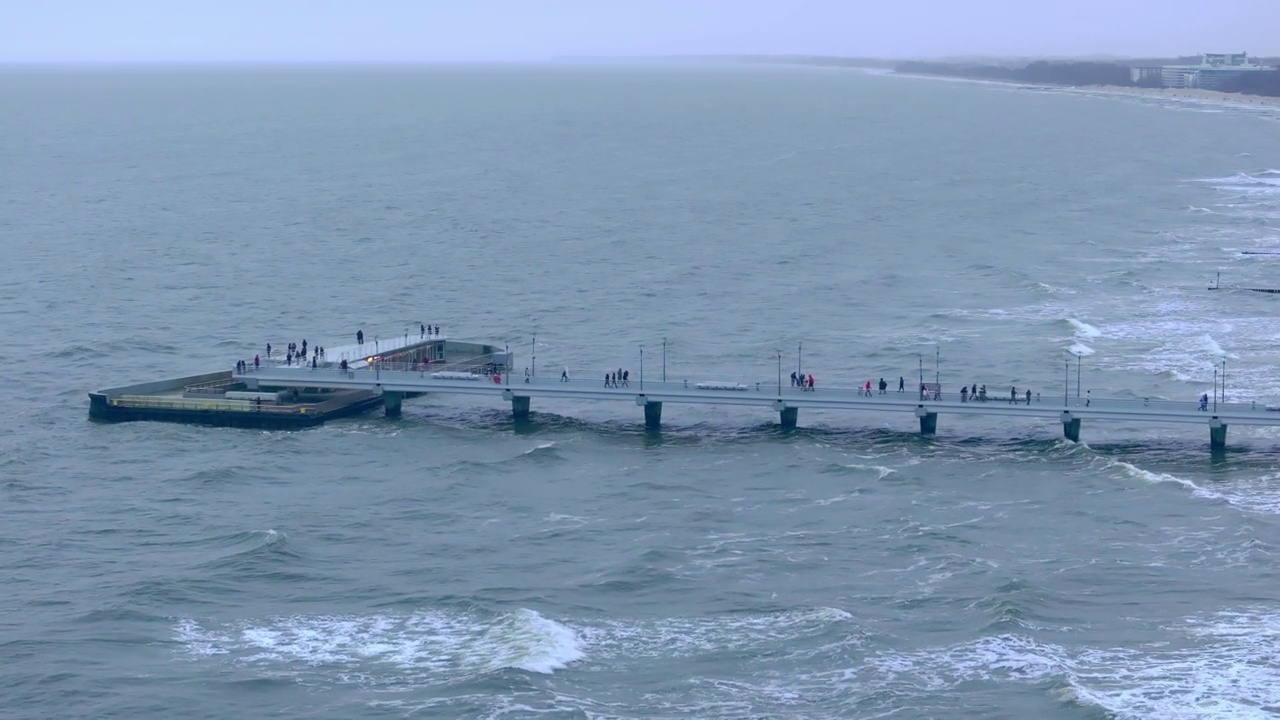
[1130,52,1275,89]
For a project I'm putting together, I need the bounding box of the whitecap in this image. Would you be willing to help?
[1067,318,1102,339]
[174,607,585,681]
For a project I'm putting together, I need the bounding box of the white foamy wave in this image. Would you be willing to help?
[1196,334,1236,360]
[1199,171,1280,188]
[174,607,584,681]
[1102,460,1280,516]
[1068,343,1095,357]
[865,613,1280,720]
[576,607,854,660]
[1107,460,1228,505]
[1067,319,1101,339]
[843,463,896,480]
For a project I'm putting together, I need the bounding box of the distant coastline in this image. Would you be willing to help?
[716,55,1280,98]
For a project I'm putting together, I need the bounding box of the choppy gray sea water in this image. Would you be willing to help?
[3,64,1280,719]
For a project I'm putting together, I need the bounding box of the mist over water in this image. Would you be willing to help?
[3,64,1280,719]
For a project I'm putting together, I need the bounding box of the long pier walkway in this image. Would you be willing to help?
[237,362,1278,450]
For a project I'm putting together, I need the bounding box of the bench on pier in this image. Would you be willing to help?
[431,371,482,381]
[696,382,749,391]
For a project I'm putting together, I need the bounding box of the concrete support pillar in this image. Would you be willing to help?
[644,401,662,429]
[779,406,798,430]
[1060,411,1080,442]
[1210,418,1227,451]
[917,410,938,435]
[383,390,403,418]
[511,395,530,420]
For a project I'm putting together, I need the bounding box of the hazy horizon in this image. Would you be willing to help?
[6,0,1279,64]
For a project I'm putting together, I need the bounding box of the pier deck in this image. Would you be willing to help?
[238,362,1277,448]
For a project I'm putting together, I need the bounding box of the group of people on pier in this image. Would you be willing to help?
[604,369,631,388]
[790,372,817,391]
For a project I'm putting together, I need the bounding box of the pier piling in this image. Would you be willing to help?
[915,406,938,435]
[511,395,531,420]
[779,406,798,430]
[643,401,662,429]
[1061,412,1081,442]
[1210,418,1228,450]
[383,390,403,418]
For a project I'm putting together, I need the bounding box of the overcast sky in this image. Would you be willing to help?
[5,0,1278,63]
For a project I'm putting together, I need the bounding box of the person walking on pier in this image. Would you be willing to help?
[1009,386,1017,404]
[434,325,440,337]
[420,323,426,339]
[790,371,798,388]
[961,386,969,403]
[357,330,364,346]
[898,376,905,393]
[254,354,260,370]
[266,343,272,358]
[1085,390,1091,407]
[525,367,531,383]
[1026,389,1032,405]
[561,367,569,382]
[622,370,630,387]
[879,378,887,394]
[864,380,872,397]
[605,372,611,388]
[1199,392,1209,411]
[808,375,815,391]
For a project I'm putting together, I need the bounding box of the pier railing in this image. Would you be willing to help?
[109,395,305,413]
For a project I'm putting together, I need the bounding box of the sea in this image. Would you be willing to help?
[3,63,1280,719]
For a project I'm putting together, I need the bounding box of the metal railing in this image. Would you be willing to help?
[255,329,449,369]
[110,395,300,413]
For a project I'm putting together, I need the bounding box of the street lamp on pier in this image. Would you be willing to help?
[532,333,536,380]
[640,345,644,392]
[663,338,667,383]
[1076,352,1082,398]
[776,350,782,396]
[1064,360,1069,406]
[918,354,924,399]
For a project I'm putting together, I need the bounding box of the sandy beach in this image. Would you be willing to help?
[1077,84,1280,108]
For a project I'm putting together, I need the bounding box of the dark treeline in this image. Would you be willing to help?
[895,60,1133,87]
[896,58,1280,96]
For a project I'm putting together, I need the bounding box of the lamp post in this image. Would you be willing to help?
[918,354,924,399]
[776,350,782,396]
[375,336,379,354]
[640,345,644,392]
[1064,360,1069,406]
[1222,359,1227,405]
[798,342,803,378]
[505,343,509,385]
[1214,366,1218,413]
[532,333,536,380]
[935,345,940,385]
[663,338,667,383]
[1076,352,1082,398]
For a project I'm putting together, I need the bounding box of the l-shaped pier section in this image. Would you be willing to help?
[234,362,1277,450]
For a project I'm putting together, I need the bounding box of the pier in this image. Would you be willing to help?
[90,332,1278,450]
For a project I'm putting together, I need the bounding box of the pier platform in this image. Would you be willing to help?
[89,334,504,429]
